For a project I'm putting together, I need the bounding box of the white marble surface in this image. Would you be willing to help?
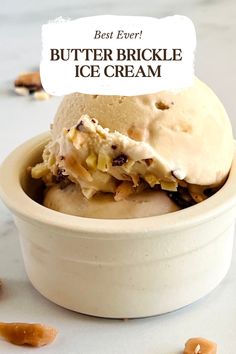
[0,0,236,353]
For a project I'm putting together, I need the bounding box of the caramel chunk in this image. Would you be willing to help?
[14,72,42,92]
[183,337,217,354]
[0,322,58,347]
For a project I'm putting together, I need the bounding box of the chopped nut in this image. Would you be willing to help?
[131,174,139,187]
[34,90,50,101]
[14,87,29,96]
[183,337,217,354]
[86,152,97,171]
[160,180,178,192]
[97,153,111,172]
[31,163,50,179]
[112,154,128,167]
[123,159,135,173]
[91,170,116,193]
[114,181,134,201]
[144,173,160,187]
[81,187,97,199]
[0,322,57,347]
[65,155,93,182]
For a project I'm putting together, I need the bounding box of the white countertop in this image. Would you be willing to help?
[0,0,236,353]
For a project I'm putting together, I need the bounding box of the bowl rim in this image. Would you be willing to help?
[0,132,236,236]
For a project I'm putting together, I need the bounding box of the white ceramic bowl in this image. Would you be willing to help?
[0,132,236,318]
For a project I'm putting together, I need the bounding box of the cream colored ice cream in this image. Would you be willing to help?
[44,184,179,218]
[52,77,234,187]
[31,77,234,217]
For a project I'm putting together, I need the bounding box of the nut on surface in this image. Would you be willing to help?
[183,337,217,354]
[0,322,58,347]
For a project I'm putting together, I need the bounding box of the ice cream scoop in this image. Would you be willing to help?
[44,183,180,219]
[52,77,234,187]
[31,77,234,216]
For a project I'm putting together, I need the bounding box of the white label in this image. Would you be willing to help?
[40,15,196,96]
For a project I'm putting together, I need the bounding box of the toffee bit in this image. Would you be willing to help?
[14,72,42,91]
[112,154,128,167]
[0,322,57,347]
[111,144,117,150]
[76,121,84,131]
[184,337,217,354]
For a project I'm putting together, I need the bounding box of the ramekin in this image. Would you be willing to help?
[0,132,236,318]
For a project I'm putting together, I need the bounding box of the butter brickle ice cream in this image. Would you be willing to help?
[31,78,234,218]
